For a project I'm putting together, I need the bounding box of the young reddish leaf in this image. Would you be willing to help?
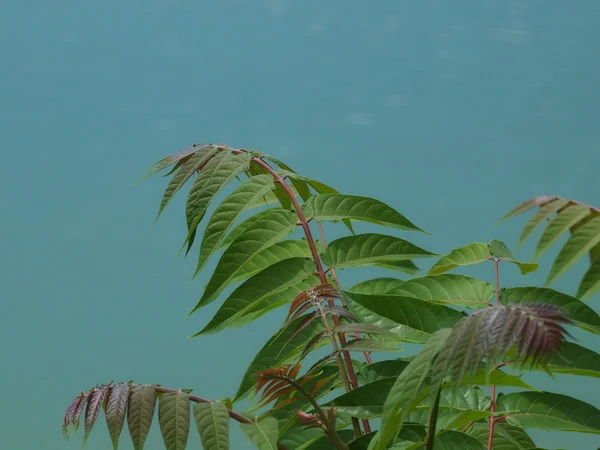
[83,385,109,448]
[105,383,131,450]
[63,392,88,438]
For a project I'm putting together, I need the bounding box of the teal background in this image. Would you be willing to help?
[1,1,599,449]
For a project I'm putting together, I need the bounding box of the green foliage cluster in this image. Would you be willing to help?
[63,144,600,450]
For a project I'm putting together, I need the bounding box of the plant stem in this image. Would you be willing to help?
[238,151,363,437]
[155,386,288,450]
[425,387,442,450]
[317,221,373,433]
[487,258,501,450]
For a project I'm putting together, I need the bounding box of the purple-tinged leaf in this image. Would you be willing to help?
[83,385,109,448]
[322,305,357,322]
[105,383,131,450]
[287,312,320,344]
[497,195,559,224]
[63,393,86,438]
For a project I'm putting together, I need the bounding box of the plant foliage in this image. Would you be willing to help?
[63,144,599,450]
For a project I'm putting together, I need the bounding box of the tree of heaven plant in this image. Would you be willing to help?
[62,143,600,450]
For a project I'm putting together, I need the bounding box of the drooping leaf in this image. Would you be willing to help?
[303,194,426,232]
[138,146,197,183]
[342,338,402,353]
[497,391,600,433]
[373,259,421,274]
[156,145,220,220]
[546,216,600,285]
[185,151,252,249]
[498,195,559,223]
[332,378,397,419]
[158,391,190,450]
[232,240,319,284]
[321,233,436,270]
[240,416,279,450]
[368,330,450,450]
[428,430,485,449]
[348,425,427,450]
[127,385,157,450]
[342,291,465,336]
[428,243,491,276]
[387,274,495,309]
[335,323,393,336]
[500,287,600,335]
[517,198,569,246]
[83,385,109,448]
[247,160,292,210]
[263,159,313,201]
[225,275,322,331]
[466,422,535,450]
[533,204,591,260]
[577,257,600,301]
[193,258,317,336]
[219,208,280,249]
[234,315,325,402]
[135,144,199,184]
[193,209,298,312]
[63,392,89,438]
[487,240,539,274]
[195,174,275,274]
[520,341,600,379]
[194,401,230,450]
[431,303,572,391]
[357,360,410,384]
[105,383,131,450]
[347,278,405,295]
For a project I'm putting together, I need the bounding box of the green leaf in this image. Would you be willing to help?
[387,274,495,309]
[374,260,420,274]
[497,391,600,433]
[498,195,559,223]
[429,430,485,449]
[261,159,312,202]
[500,287,600,335]
[534,204,591,260]
[466,422,535,450]
[332,378,397,419]
[138,146,196,183]
[523,341,600,379]
[185,151,252,248]
[358,360,410,384]
[232,240,319,284]
[193,209,298,312]
[278,427,326,450]
[83,385,109,448]
[234,316,325,402]
[158,391,190,450]
[105,383,131,450]
[226,275,321,330]
[342,291,465,335]
[577,258,600,300]
[368,330,450,450]
[219,208,281,249]
[194,401,230,450]
[321,234,436,270]
[303,194,426,232]
[342,338,402,353]
[546,216,600,285]
[247,161,292,210]
[517,199,570,246]
[156,145,219,221]
[348,425,427,450]
[195,174,275,275]
[193,258,317,336]
[347,278,405,295]
[127,385,157,450]
[488,240,539,275]
[428,243,491,276]
[240,417,279,450]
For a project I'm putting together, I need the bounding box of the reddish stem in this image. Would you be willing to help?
[155,387,288,450]
[487,258,501,450]
[240,151,363,437]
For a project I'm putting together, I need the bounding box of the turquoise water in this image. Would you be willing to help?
[1,1,599,449]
